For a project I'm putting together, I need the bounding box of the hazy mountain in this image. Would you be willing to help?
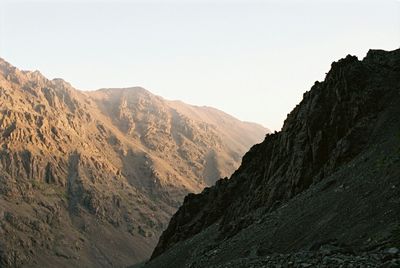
[144,49,400,267]
[0,58,267,267]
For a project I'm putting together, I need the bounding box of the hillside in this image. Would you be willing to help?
[144,49,400,267]
[0,58,267,267]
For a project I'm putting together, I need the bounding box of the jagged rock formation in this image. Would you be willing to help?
[0,58,267,267]
[145,49,400,268]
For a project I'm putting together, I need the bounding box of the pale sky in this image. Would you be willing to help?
[0,0,399,130]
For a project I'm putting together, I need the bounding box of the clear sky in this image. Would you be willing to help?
[0,0,399,130]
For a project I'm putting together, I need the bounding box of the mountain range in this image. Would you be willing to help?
[0,58,267,267]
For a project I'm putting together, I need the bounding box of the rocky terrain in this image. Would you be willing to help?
[143,49,400,267]
[0,58,267,267]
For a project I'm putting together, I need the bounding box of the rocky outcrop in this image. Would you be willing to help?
[149,48,400,265]
[0,58,267,267]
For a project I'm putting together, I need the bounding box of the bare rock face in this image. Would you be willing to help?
[0,58,267,267]
[148,49,400,267]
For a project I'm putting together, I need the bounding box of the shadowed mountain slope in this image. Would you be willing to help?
[144,49,400,267]
[0,58,267,267]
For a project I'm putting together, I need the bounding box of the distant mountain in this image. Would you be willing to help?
[0,58,267,267]
[145,49,400,267]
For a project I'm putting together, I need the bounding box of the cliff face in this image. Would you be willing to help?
[148,49,400,267]
[0,59,267,267]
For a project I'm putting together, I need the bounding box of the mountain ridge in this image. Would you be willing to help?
[144,48,400,267]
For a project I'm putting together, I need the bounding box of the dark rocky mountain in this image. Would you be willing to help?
[0,58,267,267]
[143,49,400,267]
